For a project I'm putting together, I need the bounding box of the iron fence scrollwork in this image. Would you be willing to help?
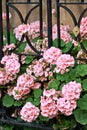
[0,0,87,129]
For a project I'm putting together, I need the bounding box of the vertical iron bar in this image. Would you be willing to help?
[56,0,61,48]
[47,0,52,48]
[0,0,3,61]
[6,0,10,45]
[81,0,84,2]
[39,0,43,38]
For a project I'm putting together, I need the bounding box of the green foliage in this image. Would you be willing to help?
[26,89,43,107]
[38,115,49,122]
[24,127,38,130]
[62,41,73,53]
[74,108,87,125]
[48,79,60,90]
[33,89,42,106]
[25,55,35,64]
[53,117,76,130]
[53,39,73,53]
[14,100,23,107]
[78,94,87,110]
[75,64,87,77]
[2,94,14,107]
[33,88,43,98]
[3,30,17,45]
[83,79,87,91]
[3,124,14,130]
[82,40,87,49]
[16,42,27,53]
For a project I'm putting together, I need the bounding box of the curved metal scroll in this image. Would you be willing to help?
[6,1,42,55]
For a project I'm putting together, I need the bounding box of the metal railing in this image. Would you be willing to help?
[0,0,87,129]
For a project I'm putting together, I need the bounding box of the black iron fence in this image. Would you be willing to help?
[0,0,87,130]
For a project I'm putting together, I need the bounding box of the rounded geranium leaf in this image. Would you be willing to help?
[2,94,14,107]
[74,108,87,125]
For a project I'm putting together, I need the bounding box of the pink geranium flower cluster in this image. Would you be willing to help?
[26,58,53,82]
[40,81,82,118]
[14,24,30,41]
[54,54,75,74]
[43,47,75,74]
[20,102,40,122]
[40,89,59,118]
[3,43,15,52]
[57,81,82,116]
[80,17,87,38]
[2,12,12,20]
[52,24,72,43]
[1,53,20,76]
[12,73,41,100]
[28,21,47,39]
[0,53,20,85]
[14,21,47,41]
[43,47,62,64]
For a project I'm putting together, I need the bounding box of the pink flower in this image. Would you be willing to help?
[62,81,82,101]
[40,97,58,118]
[52,9,56,14]
[43,47,62,64]
[14,24,30,41]
[72,39,79,46]
[52,24,71,42]
[40,89,58,118]
[31,82,41,89]
[20,102,40,122]
[80,17,87,38]
[1,53,20,76]
[0,70,9,85]
[28,21,47,39]
[2,12,12,20]
[43,89,56,97]
[54,54,75,74]
[57,97,77,116]
[3,44,15,52]
[33,62,44,77]
[17,73,35,88]
[13,86,31,100]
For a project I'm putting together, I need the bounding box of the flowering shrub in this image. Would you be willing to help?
[1,16,87,130]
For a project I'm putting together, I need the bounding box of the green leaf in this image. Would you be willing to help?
[2,94,14,107]
[83,79,87,91]
[53,117,76,130]
[18,64,29,75]
[25,56,34,64]
[33,89,43,98]
[76,64,87,77]
[82,125,87,130]
[82,40,87,50]
[24,127,38,130]
[33,98,40,106]
[53,39,65,48]
[78,94,87,110]
[14,100,23,107]
[26,97,34,104]
[3,124,14,130]
[56,72,71,82]
[53,39,58,48]
[62,42,73,53]
[32,37,41,43]
[74,108,87,125]
[17,42,27,53]
[48,80,60,90]
[39,115,49,122]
